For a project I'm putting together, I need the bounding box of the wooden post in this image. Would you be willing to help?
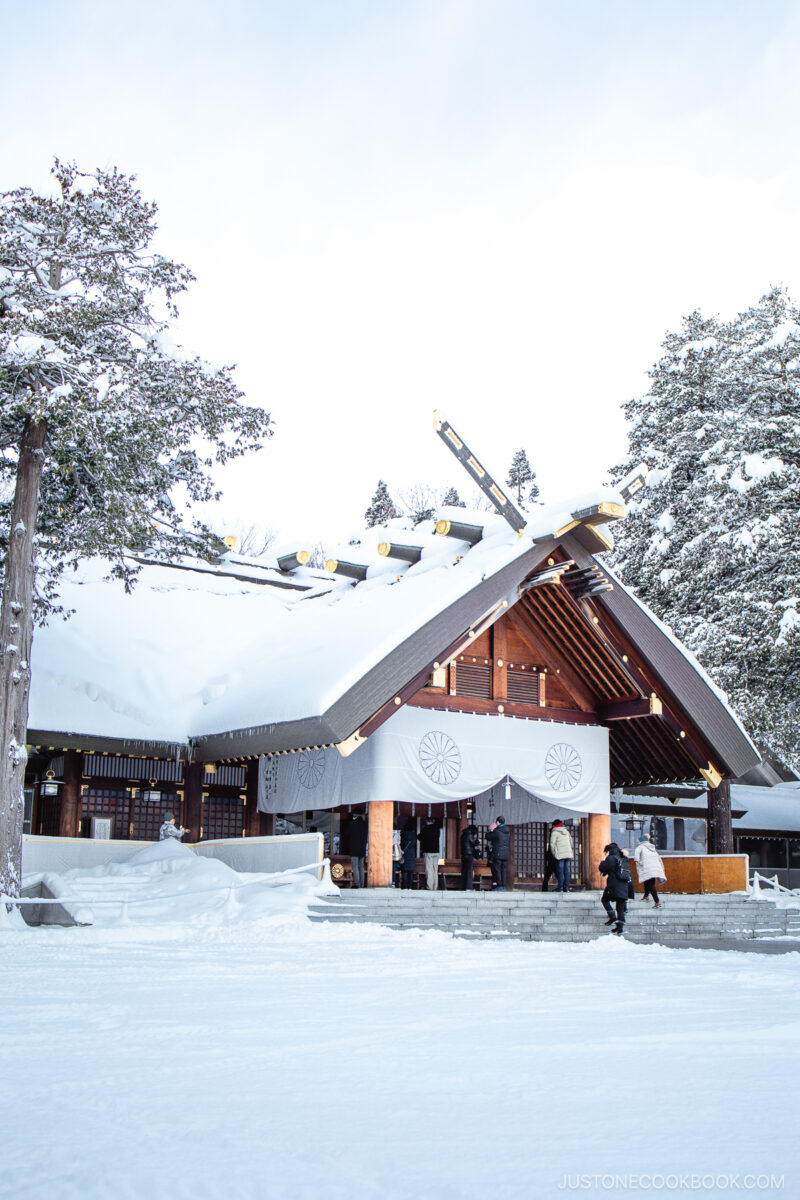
[245,761,262,838]
[58,749,83,839]
[184,761,203,843]
[585,812,611,888]
[707,779,733,854]
[492,620,507,701]
[367,800,393,887]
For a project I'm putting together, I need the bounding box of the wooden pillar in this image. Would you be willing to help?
[367,800,393,887]
[245,761,261,837]
[58,749,82,838]
[491,620,507,701]
[707,779,733,854]
[184,761,203,843]
[585,812,611,888]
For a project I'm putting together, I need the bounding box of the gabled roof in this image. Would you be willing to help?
[27,489,760,786]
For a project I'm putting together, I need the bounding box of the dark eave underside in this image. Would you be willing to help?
[561,533,759,780]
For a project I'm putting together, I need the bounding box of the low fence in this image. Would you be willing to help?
[21,832,324,879]
[630,853,749,894]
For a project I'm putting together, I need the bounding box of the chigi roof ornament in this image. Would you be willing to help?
[433,411,527,535]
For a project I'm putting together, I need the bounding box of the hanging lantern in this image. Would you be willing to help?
[504,774,512,803]
[39,769,63,798]
[623,810,644,833]
[142,778,162,803]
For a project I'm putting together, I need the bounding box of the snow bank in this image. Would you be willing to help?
[34,839,331,928]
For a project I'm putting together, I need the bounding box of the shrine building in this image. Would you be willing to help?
[22,470,761,890]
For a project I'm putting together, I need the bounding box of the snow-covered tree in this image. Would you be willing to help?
[506,448,540,505]
[0,160,272,895]
[610,287,800,772]
[364,479,398,527]
[441,486,466,508]
[397,482,439,525]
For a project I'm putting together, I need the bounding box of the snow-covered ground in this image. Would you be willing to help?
[2,848,798,1199]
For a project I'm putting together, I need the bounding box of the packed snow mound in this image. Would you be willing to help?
[38,838,327,928]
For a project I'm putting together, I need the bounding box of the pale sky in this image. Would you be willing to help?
[4,1,800,548]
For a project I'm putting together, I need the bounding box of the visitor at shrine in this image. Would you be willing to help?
[400,818,417,888]
[419,817,441,890]
[347,811,368,888]
[391,827,402,885]
[634,833,666,907]
[460,823,479,890]
[487,816,510,890]
[599,842,631,935]
[159,813,186,841]
[541,821,559,892]
[549,819,574,892]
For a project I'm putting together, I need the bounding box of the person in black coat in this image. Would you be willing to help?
[400,817,417,889]
[419,816,442,890]
[347,812,368,888]
[541,822,558,892]
[486,816,511,890]
[460,823,479,891]
[598,842,631,934]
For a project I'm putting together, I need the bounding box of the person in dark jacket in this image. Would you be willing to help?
[400,817,417,889]
[347,812,368,888]
[598,842,630,934]
[460,823,479,891]
[541,822,558,892]
[419,817,441,890]
[486,816,511,890]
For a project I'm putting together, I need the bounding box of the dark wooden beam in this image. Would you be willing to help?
[407,692,599,725]
[599,697,658,722]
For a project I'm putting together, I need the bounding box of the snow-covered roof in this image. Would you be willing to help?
[29,492,618,750]
[27,483,759,782]
[732,783,800,833]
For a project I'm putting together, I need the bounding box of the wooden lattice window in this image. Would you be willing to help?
[37,794,61,837]
[512,821,547,878]
[506,667,540,705]
[131,792,181,841]
[454,662,491,698]
[83,787,131,839]
[203,795,245,841]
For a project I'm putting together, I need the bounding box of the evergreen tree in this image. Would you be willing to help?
[441,486,466,508]
[506,448,540,505]
[364,479,398,527]
[0,160,272,895]
[610,287,800,771]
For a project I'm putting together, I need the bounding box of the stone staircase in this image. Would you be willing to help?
[309,889,800,946]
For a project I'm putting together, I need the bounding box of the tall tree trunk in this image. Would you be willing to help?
[0,417,46,897]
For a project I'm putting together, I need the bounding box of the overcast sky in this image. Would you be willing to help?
[4,0,800,548]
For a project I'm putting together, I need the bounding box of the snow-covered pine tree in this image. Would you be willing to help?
[441,486,466,508]
[0,160,272,896]
[610,287,800,774]
[364,479,398,527]
[506,448,540,505]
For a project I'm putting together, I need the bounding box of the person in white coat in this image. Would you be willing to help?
[549,820,574,893]
[634,833,666,907]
